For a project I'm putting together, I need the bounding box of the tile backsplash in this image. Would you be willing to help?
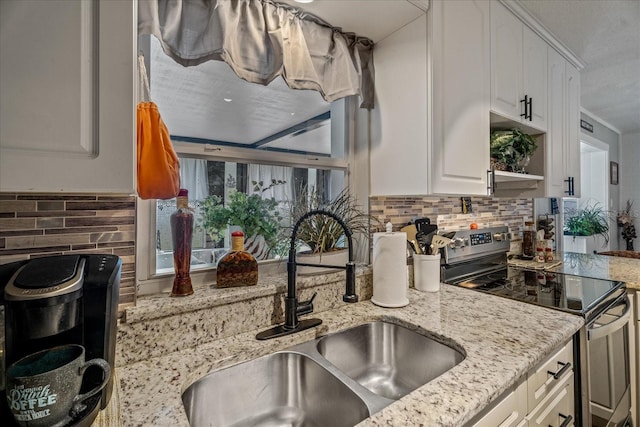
[369,196,533,238]
[0,192,532,312]
[0,193,136,310]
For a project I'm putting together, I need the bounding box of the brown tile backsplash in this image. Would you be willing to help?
[0,193,136,311]
[369,195,533,238]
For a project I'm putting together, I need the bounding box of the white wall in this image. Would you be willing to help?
[620,132,640,250]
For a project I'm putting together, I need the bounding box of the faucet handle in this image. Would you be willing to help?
[297,292,318,316]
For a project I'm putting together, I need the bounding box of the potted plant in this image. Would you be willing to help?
[284,187,373,274]
[201,179,286,260]
[490,128,538,173]
[563,202,610,247]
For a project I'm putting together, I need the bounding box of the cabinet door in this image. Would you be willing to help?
[370,14,427,196]
[564,62,581,198]
[546,48,567,197]
[430,0,490,195]
[471,378,528,427]
[490,0,523,121]
[523,26,547,131]
[527,339,573,412]
[527,372,574,427]
[0,0,135,193]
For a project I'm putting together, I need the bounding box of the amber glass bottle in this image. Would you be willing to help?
[216,230,258,288]
[170,189,194,296]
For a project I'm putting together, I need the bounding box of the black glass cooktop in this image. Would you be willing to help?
[453,266,623,315]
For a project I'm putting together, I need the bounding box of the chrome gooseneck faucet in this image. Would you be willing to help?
[256,209,358,340]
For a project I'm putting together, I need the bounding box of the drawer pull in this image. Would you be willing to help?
[547,361,571,380]
[557,413,572,427]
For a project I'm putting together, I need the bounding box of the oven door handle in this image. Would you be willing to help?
[588,295,631,341]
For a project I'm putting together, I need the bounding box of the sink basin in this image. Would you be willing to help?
[316,321,465,400]
[182,351,370,427]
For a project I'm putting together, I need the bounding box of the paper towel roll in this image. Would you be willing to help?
[371,231,409,307]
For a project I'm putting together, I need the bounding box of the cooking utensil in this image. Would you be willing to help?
[400,224,418,243]
[414,218,431,234]
[430,235,452,251]
[416,224,438,254]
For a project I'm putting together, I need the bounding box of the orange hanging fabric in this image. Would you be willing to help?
[136,54,180,200]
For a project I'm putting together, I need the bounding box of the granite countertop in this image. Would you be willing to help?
[115,285,583,427]
[549,252,640,290]
[509,251,640,290]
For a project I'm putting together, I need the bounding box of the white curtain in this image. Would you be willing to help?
[138,0,375,108]
[247,164,293,206]
[179,158,209,201]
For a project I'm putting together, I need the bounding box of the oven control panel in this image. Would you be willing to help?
[470,232,492,246]
[442,226,510,264]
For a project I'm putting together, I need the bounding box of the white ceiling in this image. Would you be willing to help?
[151,0,640,150]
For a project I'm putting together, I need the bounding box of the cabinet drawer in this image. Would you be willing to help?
[471,378,528,427]
[527,340,573,410]
[527,371,574,427]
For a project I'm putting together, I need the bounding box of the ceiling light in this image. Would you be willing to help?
[294,0,314,3]
[223,98,232,102]
[290,112,296,116]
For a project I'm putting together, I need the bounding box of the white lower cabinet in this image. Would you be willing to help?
[472,378,528,427]
[527,372,574,427]
[470,339,574,427]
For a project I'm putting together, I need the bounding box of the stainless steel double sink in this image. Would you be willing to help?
[182,320,465,427]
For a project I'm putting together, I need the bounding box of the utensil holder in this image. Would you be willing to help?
[414,253,441,292]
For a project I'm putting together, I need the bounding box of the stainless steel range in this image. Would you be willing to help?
[441,226,632,427]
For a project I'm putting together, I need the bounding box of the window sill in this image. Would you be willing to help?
[127,264,371,324]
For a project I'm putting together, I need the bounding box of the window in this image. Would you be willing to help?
[136,37,355,287]
[154,156,346,275]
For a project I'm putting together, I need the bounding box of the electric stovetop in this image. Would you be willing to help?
[454,266,624,316]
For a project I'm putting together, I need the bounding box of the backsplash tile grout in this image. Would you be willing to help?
[0,193,136,312]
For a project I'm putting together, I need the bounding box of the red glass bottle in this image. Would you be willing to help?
[170,189,194,296]
[216,231,258,288]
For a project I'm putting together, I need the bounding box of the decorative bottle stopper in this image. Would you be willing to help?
[386,222,393,233]
[216,230,258,288]
[170,189,194,296]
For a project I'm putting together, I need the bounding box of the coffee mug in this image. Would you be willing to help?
[5,344,110,427]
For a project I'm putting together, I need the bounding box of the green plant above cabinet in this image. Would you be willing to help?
[490,128,538,172]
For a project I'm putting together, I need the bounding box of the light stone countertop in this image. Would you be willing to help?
[115,285,583,427]
[548,252,640,290]
[509,251,640,289]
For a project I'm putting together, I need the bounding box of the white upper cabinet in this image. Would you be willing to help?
[565,61,581,198]
[371,0,490,196]
[491,1,547,132]
[546,47,581,198]
[370,14,428,196]
[429,0,491,195]
[0,0,135,193]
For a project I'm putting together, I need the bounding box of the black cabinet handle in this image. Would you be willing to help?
[564,177,574,196]
[547,361,572,380]
[527,97,533,121]
[558,413,573,427]
[520,95,529,119]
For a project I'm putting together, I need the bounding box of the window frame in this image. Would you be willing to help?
[136,113,356,296]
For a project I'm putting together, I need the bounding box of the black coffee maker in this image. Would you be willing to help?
[0,254,121,426]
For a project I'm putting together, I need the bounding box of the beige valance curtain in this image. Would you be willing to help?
[138,0,375,109]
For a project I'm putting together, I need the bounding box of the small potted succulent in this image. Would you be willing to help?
[201,179,286,260]
[490,128,538,173]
